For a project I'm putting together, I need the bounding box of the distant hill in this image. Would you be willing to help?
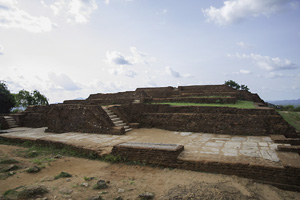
[268,99,300,106]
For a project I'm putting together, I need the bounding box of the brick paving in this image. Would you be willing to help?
[0,127,292,168]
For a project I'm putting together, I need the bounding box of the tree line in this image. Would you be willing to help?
[0,81,48,114]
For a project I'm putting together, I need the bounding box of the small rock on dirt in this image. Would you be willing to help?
[93,180,108,190]
[26,166,40,173]
[88,195,103,200]
[139,192,154,200]
[114,196,123,200]
[3,164,18,172]
[81,182,89,187]
[18,185,48,199]
[41,176,55,182]
[59,188,73,194]
[118,188,125,193]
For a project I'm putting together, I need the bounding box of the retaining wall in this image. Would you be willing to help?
[111,104,297,137]
[150,97,237,104]
[111,142,300,191]
[23,105,52,128]
[46,104,114,134]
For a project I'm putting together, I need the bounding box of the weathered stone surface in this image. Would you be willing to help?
[138,192,154,200]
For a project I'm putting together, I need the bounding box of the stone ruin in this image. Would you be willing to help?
[5,84,296,137]
[1,84,300,191]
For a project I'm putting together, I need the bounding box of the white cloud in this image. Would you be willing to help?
[165,66,192,78]
[104,0,110,5]
[228,53,299,71]
[165,66,180,78]
[48,72,81,90]
[108,66,137,78]
[129,47,149,65]
[225,69,252,75]
[0,44,3,55]
[105,47,155,66]
[43,0,98,24]
[68,0,97,23]
[0,0,56,32]
[237,41,253,49]
[203,0,293,25]
[105,51,132,65]
[239,69,251,74]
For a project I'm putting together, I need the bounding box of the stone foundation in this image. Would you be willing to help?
[46,104,114,134]
[112,142,184,164]
[111,142,300,191]
[111,104,297,137]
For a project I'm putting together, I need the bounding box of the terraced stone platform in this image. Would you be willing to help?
[1,127,299,190]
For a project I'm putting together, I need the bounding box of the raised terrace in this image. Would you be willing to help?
[1,84,300,191]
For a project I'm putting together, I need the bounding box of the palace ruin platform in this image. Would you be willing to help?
[1,127,299,191]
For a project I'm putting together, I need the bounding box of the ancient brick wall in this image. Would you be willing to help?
[23,105,52,128]
[178,85,236,92]
[136,86,176,98]
[151,97,237,104]
[112,104,297,137]
[0,115,9,129]
[46,104,114,134]
[112,142,184,164]
[238,90,265,104]
[111,142,300,191]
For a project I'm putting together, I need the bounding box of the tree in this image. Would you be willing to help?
[14,89,49,108]
[225,80,250,91]
[0,81,16,114]
[224,80,240,90]
[240,84,249,92]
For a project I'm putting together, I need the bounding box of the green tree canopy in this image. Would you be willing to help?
[225,80,249,92]
[0,81,16,114]
[14,89,49,108]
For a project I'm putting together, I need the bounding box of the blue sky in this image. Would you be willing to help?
[0,0,300,103]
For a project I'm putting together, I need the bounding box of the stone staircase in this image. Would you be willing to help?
[102,107,132,132]
[4,116,18,128]
[271,134,300,154]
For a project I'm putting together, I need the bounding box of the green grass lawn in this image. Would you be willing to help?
[153,100,255,109]
[278,111,300,131]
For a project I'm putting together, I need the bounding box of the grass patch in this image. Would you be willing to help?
[54,171,72,179]
[185,96,231,98]
[100,154,126,163]
[0,158,19,164]
[153,100,255,109]
[84,176,95,181]
[278,111,300,131]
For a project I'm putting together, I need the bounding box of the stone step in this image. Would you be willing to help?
[277,145,300,154]
[3,116,18,128]
[114,122,126,127]
[102,106,131,133]
[271,135,300,145]
[111,118,120,122]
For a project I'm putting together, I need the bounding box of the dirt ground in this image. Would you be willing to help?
[1,144,300,200]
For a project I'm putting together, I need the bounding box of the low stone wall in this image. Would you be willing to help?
[178,85,236,92]
[173,159,300,191]
[111,104,297,137]
[112,142,184,164]
[0,115,9,129]
[64,99,135,105]
[111,142,300,191]
[23,105,52,128]
[46,104,114,134]
[150,97,237,104]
